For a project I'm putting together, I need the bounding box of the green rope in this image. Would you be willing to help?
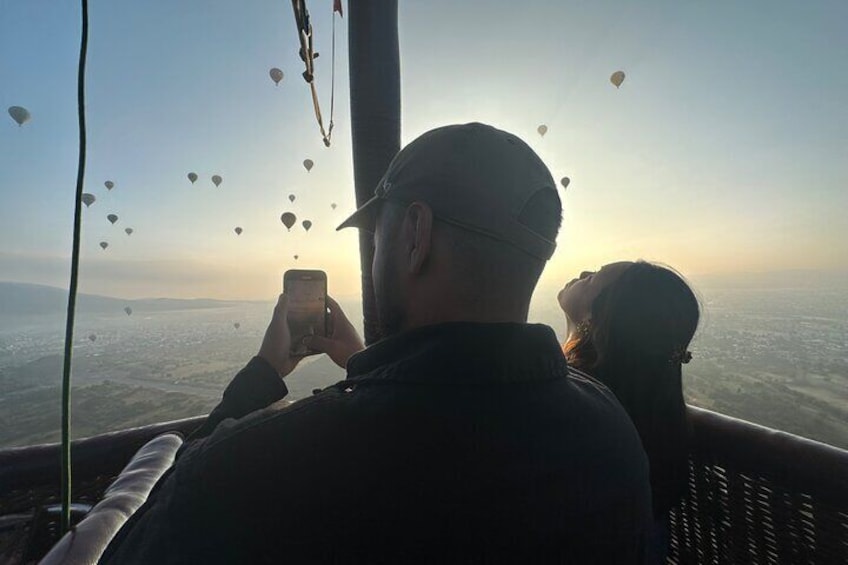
[61,0,89,534]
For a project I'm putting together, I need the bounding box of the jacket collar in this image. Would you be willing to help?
[346,322,568,385]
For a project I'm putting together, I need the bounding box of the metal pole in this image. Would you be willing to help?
[348,0,400,345]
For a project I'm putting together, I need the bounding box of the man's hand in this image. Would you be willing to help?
[306,296,365,369]
[258,294,306,378]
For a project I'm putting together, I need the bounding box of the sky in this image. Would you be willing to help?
[1,0,847,305]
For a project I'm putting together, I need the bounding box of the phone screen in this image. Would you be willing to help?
[285,272,327,355]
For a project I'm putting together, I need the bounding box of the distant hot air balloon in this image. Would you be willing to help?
[233,322,241,329]
[104,181,114,190]
[211,175,222,187]
[331,203,337,210]
[107,214,118,225]
[124,306,133,316]
[99,241,109,250]
[7,106,31,126]
[269,67,284,85]
[281,212,296,231]
[294,254,299,260]
[289,194,296,203]
[82,193,96,207]
[302,220,312,232]
[88,334,97,342]
[125,227,133,235]
[188,172,198,184]
[303,159,314,172]
[560,177,570,190]
[234,227,243,235]
[537,124,548,137]
[610,70,626,88]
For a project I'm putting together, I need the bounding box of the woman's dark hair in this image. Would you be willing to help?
[564,261,699,518]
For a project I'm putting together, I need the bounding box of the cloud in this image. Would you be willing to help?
[0,252,266,299]
[0,253,70,289]
[0,251,365,301]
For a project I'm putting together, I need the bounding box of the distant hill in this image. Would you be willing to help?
[692,269,848,290]
[0,282,247,316]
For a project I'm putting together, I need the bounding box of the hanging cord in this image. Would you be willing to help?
[60,0,89,534]
[291,0,339,147]
[329,4,336,137]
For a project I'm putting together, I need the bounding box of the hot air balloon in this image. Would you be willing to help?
[234,227,243,235]
[331,203,337,210]
[537,124,548,137]
[107,214,118,225]
[81,193,96,207]
[610,71,626,88]
[212,175,222,187]
[294,255,299,260]
[233,322,241,329]
[303,159,314,172]
[124,306,133,316]
[269,67,284,85]
[281,212,297,231]
[560,177,570,190]
[104,181,114,190]
[99,242,109,250]
[125,227,133,235]
[88,334,97,342]
[302,220,312,232]
[8,106,31,126]
[289,194,296,203]
[188,172,198,184]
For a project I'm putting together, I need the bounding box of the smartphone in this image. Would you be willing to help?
[283,269,328,355]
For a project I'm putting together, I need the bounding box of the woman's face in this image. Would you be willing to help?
[558,261,633,330]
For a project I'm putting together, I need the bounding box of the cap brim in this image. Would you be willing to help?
[336,196,381,232]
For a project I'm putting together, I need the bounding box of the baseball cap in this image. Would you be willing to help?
[337,122,559,261]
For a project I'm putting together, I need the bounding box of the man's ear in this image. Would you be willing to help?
[401,202,433,275]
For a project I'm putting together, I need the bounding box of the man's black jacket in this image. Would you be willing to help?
[101,322,651,563]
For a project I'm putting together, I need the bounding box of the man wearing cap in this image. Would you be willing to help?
[102,124,651,563]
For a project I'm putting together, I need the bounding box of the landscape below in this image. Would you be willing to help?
[1,279,846,450]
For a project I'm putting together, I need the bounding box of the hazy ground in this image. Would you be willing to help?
[1,287,846,449]
[682,287,848,448]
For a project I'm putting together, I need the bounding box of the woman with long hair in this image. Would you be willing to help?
[558,260,699,561]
